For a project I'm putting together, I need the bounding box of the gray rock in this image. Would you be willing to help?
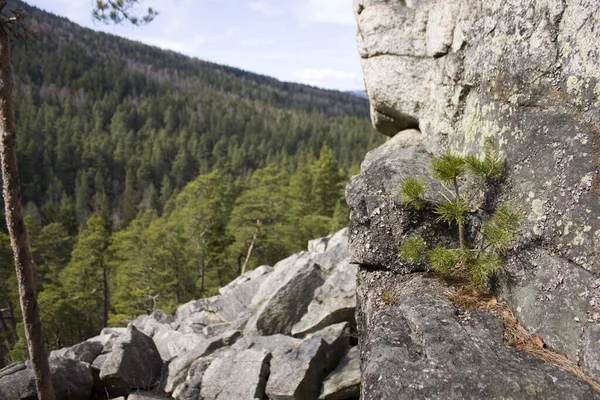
[200,349,271,400]
[308,236,329,253]
[292,262,357,336]
[319,347,360,400]
[245,253,325,335]
[312,229,349,273]
[231,334,301,359]
[152,328,205,361]
[128,390,166,399]
[354,0,600,382]
[131,310,174,337]
[357,273,600,399]
[346,130,446,273]
[99,325,163,396]
[170,357,213,400]
[63,340,104,364]
[0,357,94,400]
[163,330,241,393]
[312,322,352,368]
[266,336,334,400]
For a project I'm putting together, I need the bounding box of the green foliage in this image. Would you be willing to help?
[93,0,157,25]
[0,3,383,350]
[399,236,426,263]
[465,137,504,179]
[433,198,470,225]
[431,154,466,184]
[482,202,521,252]
[428,246,463,276]
[399,176,425,210]
[398,139,521,287]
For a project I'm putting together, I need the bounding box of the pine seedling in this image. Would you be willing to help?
[399,236,426,263]
[398,176,425,210]
[398,138,521,287]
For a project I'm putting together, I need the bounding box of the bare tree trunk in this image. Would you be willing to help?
[101,267,108,328]
[7,301,19,344]
[0,12,55,400]
[240,219,262,276]
[0,313,12,366]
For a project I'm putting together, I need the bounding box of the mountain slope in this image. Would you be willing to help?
[9,0,381,221]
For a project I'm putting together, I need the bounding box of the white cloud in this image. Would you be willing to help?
[293,68,361,90]
[248,1,281,17]
[296,0,356,26]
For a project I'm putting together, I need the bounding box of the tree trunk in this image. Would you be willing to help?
[0,313,12,367]
[200,237,206,296]
[101,267,108,328]
[0,11,55,400]
[6,301,19,344]
[240,219,262,276]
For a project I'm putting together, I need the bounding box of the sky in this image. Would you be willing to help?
[26,0,365,92]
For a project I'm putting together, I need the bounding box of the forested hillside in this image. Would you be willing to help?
[0,0,381,365]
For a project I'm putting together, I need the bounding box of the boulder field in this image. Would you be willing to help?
[0,229,360,400]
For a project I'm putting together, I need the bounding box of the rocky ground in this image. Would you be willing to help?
[0,228,359,400]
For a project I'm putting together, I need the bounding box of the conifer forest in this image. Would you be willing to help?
[0,1,382,365]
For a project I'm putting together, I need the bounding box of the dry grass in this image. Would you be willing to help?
[446,285,600,393]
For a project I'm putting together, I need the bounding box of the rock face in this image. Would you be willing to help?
[0,228,357,400]
[353,0,600,393]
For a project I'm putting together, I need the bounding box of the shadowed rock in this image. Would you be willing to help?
[99,325,163,396]
[320,347,360,400]
[0,357,94,400]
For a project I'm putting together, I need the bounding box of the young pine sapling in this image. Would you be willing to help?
[398,138,521,287]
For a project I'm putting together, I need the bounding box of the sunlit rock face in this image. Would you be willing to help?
[352,0,600,392]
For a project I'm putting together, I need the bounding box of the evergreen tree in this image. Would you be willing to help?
[312,145,342,217]
[59,214,110,335]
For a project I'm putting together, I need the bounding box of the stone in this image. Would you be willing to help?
[152,328,205,361]
[128,390,166,399]
[163,330,241,393]
[200,349,271,400]
[312,322,352,368]
[231,334,301,359]
[292,262,357,336]
[319,347,361,400]
[63,340,104,364]
[99,325,163,396]
[245,252,325,335]
[358,273,600,399]
[346,130,446,273]
[170,357,213,400]
[131,310,174,337]
[354,0,600,382]
[0,357,94,400]
[266,336,334,400]
[308,236,329,253]
[312,228,350,272]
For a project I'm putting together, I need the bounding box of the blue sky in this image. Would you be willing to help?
[27,0,365,91]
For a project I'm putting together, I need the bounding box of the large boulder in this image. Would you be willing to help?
[163,330,241,393]
[292,262,357,336]
[266,336,335,400]
[200,349,271,400]
[245,253,325,335]
[358,273,600,399]
[0,357,94,400]
[99,325,163,396]
[354,0,600,382]
[319,347,361,400]
[131,310,174,337]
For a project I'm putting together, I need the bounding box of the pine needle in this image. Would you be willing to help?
[447,285,600,393]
